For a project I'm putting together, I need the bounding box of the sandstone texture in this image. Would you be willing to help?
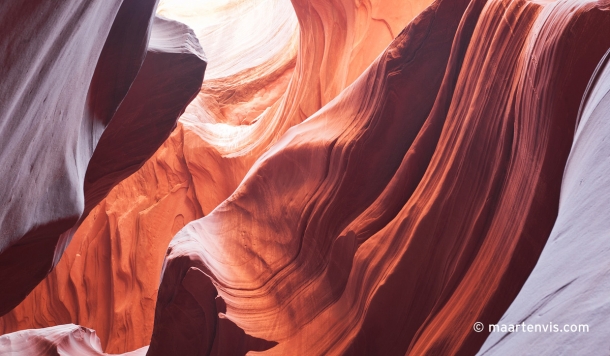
[0,324,147,356]
[1,0,431,352]
[148,0,610,354]
[0,0,205,338]
[1,0,610,355]
[478,48,610,356]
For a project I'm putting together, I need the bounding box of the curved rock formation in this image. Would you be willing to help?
[0,6,206,354]
[0,0,152,315]
[478,48,610,356]
[0,0,204,333]
[84,15,206,213]
[147,0,475,353]
[3,0,610,355]
[405,2,610,354]
[0,325,147,356]
[1,0,432,353]
[148,0,610,354]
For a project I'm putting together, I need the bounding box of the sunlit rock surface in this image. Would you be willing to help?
[0,0,432,353]
[0,325,148,356]
[0,325,109,356]
[148,0,610,354]
[2,0,610,355]
[0,0,167,315]
[0,0,206,352]
[478,48,610,356]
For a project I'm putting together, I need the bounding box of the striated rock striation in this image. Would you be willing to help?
[0,0,149,316]
[404,2,610,354]
[478,48,610,356]
[147,0,610,354]
[2,0,610,355]
[1,0,432,353]
[0,325,148,356]
[0,0,205,325]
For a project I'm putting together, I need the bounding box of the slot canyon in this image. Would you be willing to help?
[0,0,609,355]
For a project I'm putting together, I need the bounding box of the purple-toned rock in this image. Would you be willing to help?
[0,0,205,318]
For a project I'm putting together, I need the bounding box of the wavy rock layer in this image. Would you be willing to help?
[0,324,147,356]
[478,48,610,356]
[0,0,432,353]
[3,0,610,355]
[0,0,156,315]
[83,15,207,213]
[148,0,610,355]
[405,2,610,354]
[0,10,206,355]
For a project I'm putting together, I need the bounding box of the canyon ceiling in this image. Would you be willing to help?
[0,0,609,355]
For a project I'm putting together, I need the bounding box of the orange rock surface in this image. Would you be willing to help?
[0,0,431,353]
[148,0,610,354]
[0,0,204,318]
[2,0,610,355]
[479,47,610,356]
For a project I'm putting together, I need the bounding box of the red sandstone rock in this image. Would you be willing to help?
[3,0,610,355]
[478,48,610,356]
[147,0,610,354]
[0,0,205,320]
[1,0,432,352]
[147,0,474,353]
[83,15,206,215]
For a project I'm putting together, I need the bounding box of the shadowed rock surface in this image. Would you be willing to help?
[147,0,610,354]
[1,0,432,352]
[478,48,610,356]
[0,0,204,323]
[1,0,610,355]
